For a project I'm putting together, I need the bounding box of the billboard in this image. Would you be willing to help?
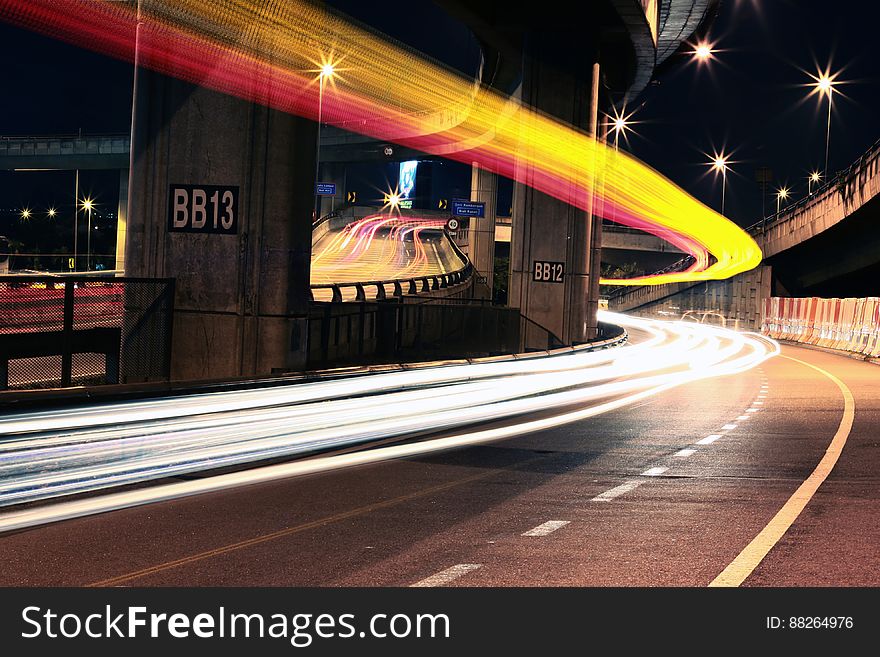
[398,160,418,203]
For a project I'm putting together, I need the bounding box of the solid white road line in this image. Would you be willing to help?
[411,564,482,587]
[711,355,855,587]
[522,520,570,537]
[722,423,737,430]
[696,434,722,445]
[641,466,668,477]
[674,448,696,457]
[591,481,642,502]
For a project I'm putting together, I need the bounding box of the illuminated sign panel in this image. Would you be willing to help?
[398,160,418,202]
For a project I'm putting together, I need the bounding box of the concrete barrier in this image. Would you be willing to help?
[761,296,880,358]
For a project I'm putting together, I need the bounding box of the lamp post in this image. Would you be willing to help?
[776,186,789,214]
[314,62,335,222]
[809,71,837,178]
[808,171,821,196]
[81,197,94,270]
[73,169,79,271]
[710,153,729,216]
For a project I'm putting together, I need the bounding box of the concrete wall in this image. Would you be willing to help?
[468,164,497,297]
[611,265,772,331]
[127,67,317,381]
[508,34,600,346]
[757,140,880,258]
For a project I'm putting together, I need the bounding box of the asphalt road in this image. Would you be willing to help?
[0,341,876,586]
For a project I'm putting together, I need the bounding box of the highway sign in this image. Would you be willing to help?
[451,200,485,217]
[315,182,337,196]
[533,260,564,283]
[346,190,357,203]
[446,218,460,231]
[438,198,448,210]
[168,184,239,235]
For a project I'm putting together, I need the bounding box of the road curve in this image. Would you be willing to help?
[0,322,875,586]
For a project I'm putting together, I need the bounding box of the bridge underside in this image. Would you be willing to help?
[768,198,880,298]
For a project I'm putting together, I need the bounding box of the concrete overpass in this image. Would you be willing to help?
[609,136,880,329]
[2,0,719,381]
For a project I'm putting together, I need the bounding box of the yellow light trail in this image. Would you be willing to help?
[2,0,763,285]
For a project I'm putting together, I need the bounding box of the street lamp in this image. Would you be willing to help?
[776,186,789,214]
[314,60,336,222]
[80,197,94,270]
[808,69,838,177]
[710,153,729,216]
[693,40,714,63]
[19,207,31,220]
[808,171,821,195]
[47,207,57,218]
[383,191,401,213]
[604,106,637,152]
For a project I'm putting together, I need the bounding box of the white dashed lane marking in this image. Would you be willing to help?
[411,564,482,587]
[522,520,570,537]
[696,434,722,445]
[674,448,696,457]
[641,466,668,477]
[722,423,737,430]
[591,481,642,502]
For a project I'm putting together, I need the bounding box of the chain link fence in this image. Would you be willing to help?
[0,277,174,390]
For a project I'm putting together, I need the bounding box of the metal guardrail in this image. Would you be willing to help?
[309,262,474,302]
[1,133,129,140]
[310,226,474,302]
[746,135,880,233]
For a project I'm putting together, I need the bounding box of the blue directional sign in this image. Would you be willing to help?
[451,200,485,218]
[315,182,337,196]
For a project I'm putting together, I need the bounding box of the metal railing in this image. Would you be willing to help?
[311,226,474,302]
[0,277,174,390]
[305,297,568,369]
[310,262,474,303]
[747,135,880,233]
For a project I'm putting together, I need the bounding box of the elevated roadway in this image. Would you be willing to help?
[0,318,875,586]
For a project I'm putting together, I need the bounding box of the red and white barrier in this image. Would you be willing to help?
[761,296,880,358]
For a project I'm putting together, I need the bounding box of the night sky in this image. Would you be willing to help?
[1,0,878,245]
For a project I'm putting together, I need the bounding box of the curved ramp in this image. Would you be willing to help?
[310,214,467,301]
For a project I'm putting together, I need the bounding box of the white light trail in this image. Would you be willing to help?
[0,313,779,532]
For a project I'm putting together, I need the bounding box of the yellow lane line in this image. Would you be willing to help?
[709,354,855,587]
[88,459,535,587]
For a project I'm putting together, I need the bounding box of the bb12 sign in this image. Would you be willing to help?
[168,184,239,234]
[533,260,564,283]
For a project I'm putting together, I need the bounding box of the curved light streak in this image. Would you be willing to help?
[0,313,778,532]
[310,214,455,299]
[0,0,762,285]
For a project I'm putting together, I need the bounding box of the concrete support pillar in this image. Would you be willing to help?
[318,161,346,219]
[127,63,317,380]
[509,35,600,345]
[468,163,497,298]
[115,168,128,272]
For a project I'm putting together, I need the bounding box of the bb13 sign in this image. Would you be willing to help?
[533,260,564,283]
[168,184,239,234]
